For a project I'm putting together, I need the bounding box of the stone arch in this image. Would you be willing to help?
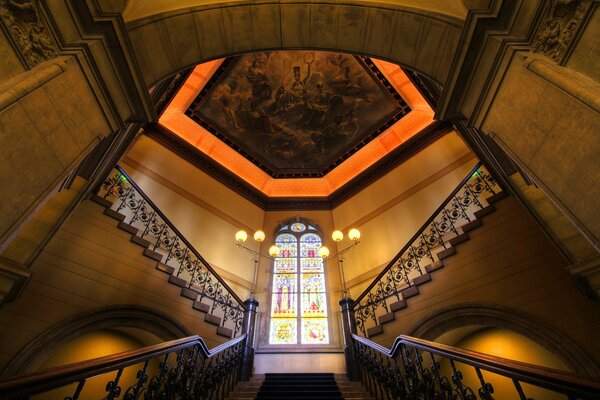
[1,305,191,378]
[124,1,466,88]
[409,303,600,379]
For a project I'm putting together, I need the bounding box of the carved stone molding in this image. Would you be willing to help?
[533,0,594,64]
[0,0,58,68]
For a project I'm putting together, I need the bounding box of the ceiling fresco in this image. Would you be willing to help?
[185,51,410,178]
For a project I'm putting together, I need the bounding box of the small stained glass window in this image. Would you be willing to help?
[269,222,329,345]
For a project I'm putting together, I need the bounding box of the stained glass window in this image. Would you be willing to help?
[269,222,329,345]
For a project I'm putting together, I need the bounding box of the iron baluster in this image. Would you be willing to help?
[475,367,495,400]
[462,179,484,210]
[123,360,149,400]
[512,379,530,400]
[103,368,123,400]
[64,379,86,400]
[449,359,476,400]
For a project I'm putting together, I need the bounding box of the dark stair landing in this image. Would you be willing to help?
[257,373,343,400]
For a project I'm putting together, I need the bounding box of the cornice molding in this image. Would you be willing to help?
[144,121,450,210]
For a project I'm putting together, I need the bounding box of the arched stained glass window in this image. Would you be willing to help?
[269,223,329,345]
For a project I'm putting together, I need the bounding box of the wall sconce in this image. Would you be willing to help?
[235,230,280,298]
[317,228,361,299]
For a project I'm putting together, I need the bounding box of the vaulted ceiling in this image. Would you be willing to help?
[151,51,443,209]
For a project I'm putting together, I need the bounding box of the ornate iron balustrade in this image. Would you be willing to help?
[351,334,600,400]
[97,166,245,337]
[353,162,502,337]
[0,334,247,400]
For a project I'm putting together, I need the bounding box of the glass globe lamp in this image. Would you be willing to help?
[348,228,361,242]
[318,246,330,259]
[331,230,344,242]
[235,230,248,243]
[254,230,265,242]
[268,245,280,257]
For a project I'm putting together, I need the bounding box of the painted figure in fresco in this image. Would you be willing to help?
[246,59,272,102]
[222,98,239,128]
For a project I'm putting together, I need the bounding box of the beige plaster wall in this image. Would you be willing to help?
[254,353,346,374]
[332,131,476,289]
[0,199,229,371]
[372,196,600,367]
[123,134,265,292]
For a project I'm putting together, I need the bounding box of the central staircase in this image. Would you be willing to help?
[228,373,373,400]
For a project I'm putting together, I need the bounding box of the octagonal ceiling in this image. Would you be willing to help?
[185,52,410,178]
[155,51,438,208]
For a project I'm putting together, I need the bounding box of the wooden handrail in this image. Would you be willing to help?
[115,165,246,309]
[354,161,487,306]
[0,334,246,398]
[352,334,600,399]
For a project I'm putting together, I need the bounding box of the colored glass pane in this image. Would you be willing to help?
[269,223,329,345]
[276,233,298,257]
[270,319,297,344]
[291,223,306,232]
[301,273,326,292]
[301,318,329,344]
[271,273,297,317]
[300,257,323,273]
[301,292,327,317]
[274,258,297,273]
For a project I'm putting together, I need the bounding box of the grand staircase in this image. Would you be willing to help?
[91,166,247,339]
[228,373,373,400]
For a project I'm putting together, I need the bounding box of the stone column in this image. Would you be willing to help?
[240,298,259,380]
[339,297,360,380]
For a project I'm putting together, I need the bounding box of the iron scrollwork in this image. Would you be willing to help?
[354,164,502,338]
[98,167,245,338]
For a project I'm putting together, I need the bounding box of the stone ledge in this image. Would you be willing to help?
[567,256,600,299]
[0,258,32,304]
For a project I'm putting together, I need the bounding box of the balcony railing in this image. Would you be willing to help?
[353,162,502,337]
[98,166,245,337]
[351,333,600,400]
[0,334,246,399]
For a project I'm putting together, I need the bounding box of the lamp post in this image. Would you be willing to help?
[317,228,361,299]
[235,229,280,298]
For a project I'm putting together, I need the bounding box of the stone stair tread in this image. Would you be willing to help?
[437,246,456,260]
[474,204,496,218]
[117,221,139,235]
[205,313,221,326]
[90,194,113,208]
[449,232,469,246]
[487,191,508,204]
[168,274,187,287]
[425,260,444,273]
[461,219,482,233]
[103,208,126,221]
[156,263,175,274]
[131,235,152,248]
[401,285,419,299]
[143,248,163,262]
[193,300,210,313]
[413,272,431,286]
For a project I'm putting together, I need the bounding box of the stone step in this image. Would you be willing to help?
[193,301,210,313]
[487,191,508,204]
[205,313,221,326]
[156,263,175,274]
[449,233,469,246]
[217,326,233,338]
[131,235,152,248]
[90,194,114,208]
[117,221,139,235]
[104,208,126,221]
[143,248,163,262]
[437,246,456,260]
[400,285,419,299]
[461,219,482,233]
[474,204,496,218]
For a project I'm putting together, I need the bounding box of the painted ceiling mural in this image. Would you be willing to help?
[186,51,410,178]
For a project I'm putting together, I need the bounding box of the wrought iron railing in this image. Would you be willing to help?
[351,334,600,400]
[97,166,245,337]
[353,162,502,337]
[0,334,247,400]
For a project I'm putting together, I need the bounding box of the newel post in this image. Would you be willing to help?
[339,297,360,380]
[240,298,258,380]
